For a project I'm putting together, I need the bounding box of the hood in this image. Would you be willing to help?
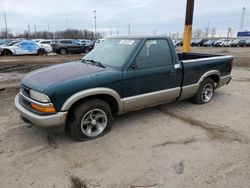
[22,61,107,91]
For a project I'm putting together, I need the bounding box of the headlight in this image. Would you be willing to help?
[30,90,51,103]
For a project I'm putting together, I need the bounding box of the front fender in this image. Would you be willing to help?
[61,87,123,112]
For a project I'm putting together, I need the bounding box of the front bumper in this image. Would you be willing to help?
[15,94,67,128]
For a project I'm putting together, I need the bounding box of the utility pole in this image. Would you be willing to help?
[239,7,246,31]
[227,27,232,39]
[128,24,130,36]
[93,10,97,38]
[4,12,9,39]
[183,0,195,52]
[28,25,31,38]
[206,21,210,37]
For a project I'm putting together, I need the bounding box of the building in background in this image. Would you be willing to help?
[237,31,250,37]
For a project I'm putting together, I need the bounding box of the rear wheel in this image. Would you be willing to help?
[59,48,67,55]
[68,99,113,141]
[37,48,46,55]
[191,78,215,104]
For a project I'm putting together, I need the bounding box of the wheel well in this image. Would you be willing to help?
[207,74,220,87]
[68,94,119,116]
[3,49,13,55]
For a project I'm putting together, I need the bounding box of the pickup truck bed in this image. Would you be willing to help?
[15,36,233,141]
[177,52,232,99]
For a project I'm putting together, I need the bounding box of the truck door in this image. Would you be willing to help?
[123,39,182,111]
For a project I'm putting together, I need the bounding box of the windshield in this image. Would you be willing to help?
[83,38,140,68]
[7,41,19,46]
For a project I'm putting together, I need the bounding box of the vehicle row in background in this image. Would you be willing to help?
[173,38,250,47]
[0,38,100,56]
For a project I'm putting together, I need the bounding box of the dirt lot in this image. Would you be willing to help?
[0,48,250,188]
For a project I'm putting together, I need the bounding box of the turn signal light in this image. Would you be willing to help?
[31,103,56,113]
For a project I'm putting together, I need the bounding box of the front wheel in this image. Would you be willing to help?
[68,99,113,141]
[191,78,215,104]
[84,47,90,54]
[3,50,13,56]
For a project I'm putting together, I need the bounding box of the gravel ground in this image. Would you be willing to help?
[0,48,250,188]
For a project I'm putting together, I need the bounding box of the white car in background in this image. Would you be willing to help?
[78,39,90,46]
[214,39,232,47]
[0,41,44,56]
[35,40,53,53]
[94,39,106,48]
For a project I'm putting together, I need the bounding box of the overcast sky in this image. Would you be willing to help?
[0,0,249,36]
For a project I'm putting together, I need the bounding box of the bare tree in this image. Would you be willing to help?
[194,29,203,39]
[1,29,103,39]
[227,27,233,38]
[204,27,210,38]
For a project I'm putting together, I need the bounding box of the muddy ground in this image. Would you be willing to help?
[0,48,250,188]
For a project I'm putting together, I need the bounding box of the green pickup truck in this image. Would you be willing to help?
[15,36,233,141]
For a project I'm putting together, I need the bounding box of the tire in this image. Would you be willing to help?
[191,78,215,104]
[3,50,13,56]
[37,49,46,55]
[59,48,67,55]
[84,47,90,54]
[68,99,113,141]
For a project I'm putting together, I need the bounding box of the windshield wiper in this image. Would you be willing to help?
[82,59,105,68]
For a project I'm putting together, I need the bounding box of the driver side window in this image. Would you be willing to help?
[135,39,173,69]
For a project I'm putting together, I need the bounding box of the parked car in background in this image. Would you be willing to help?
[35,40,53,53]
[78,39,90,46]
[246,39,250,47]
[37,40,53,44]
[0,40,44,56]
[197,39,208,46]
[213,40,223,47]
[203,39,217,47]
[0,39,14,47]
[176,39,183,46]
[230,39,247,47]
[50,39,84,54]
[213,39,232,47]
[191,39,201,46]
[94,39,106,48]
